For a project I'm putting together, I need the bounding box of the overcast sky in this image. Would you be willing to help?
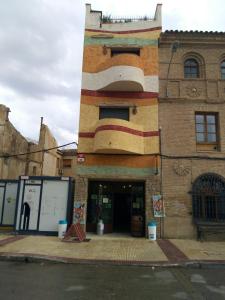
[0,0,224,148]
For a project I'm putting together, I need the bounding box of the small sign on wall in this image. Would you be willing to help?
[152,194,165,217]
[77,153,85,163]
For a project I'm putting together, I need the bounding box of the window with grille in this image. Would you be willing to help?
[192,173,225,222]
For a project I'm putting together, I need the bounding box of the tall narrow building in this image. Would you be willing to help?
[75,4,162,236]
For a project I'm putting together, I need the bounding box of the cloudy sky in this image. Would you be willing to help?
[0,0,224,148]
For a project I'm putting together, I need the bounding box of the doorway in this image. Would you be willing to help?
[113,193,131,232]
[87,181,145,236]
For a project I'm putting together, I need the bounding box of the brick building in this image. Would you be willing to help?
[75,4,162,236]
[159,31,225,238]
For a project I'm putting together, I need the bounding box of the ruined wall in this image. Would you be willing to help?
[0,104,61,179]
[0,105,28,179]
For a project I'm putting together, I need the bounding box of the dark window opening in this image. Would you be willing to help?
[192,174,225,222]
[184,58,199,78]
[111,48,140,57]
[195,113,218,145]
[63,159,72,168]
[221,60,225,79]
[32,166,37,176]
[99,107,129,121]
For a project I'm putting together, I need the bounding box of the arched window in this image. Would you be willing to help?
[184,58,199,78]
[192,173,225,222]
[221,60,225,79]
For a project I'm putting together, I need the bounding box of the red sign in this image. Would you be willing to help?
[77,153,85,163]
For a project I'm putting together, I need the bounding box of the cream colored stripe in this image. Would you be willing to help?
[82,68,158,92]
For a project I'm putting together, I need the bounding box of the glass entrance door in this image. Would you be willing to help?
[87,181,145,235]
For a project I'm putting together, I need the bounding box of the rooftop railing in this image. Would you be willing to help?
[101,15,153,24]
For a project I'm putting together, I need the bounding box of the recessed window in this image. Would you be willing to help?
[32,166,37,175]
[184,59,199,78]
[56,158,60,168]
[111,48,140,57]
[195,113,218,146]
[63,159,72,168]
[221,60,225,79]
[99,107,129,121]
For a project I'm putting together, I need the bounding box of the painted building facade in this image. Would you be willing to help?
[159,31,225,239]
[76,4,162,235]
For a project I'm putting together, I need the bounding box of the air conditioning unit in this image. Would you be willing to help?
[58,168,63,175]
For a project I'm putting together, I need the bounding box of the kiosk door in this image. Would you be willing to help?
[19,184,41,231]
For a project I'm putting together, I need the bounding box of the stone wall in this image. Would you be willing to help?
[0,104,60,179]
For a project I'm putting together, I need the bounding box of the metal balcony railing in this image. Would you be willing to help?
[101,15,153,24]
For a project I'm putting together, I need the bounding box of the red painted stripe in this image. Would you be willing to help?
[79,132,95,138]
[86,26,162,34]
[79,125,159,138]
[81,89,158,99]
[157,240,188,262]
[0,236,26,246]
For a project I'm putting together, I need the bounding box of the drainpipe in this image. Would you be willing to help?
[159,127,164,239]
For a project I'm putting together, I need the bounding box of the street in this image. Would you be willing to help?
[0,261,225,299]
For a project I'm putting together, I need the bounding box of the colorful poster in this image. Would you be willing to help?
[152,195,165,217]
[73,202,85,224]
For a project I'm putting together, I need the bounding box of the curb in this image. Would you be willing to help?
[1,252,225,269]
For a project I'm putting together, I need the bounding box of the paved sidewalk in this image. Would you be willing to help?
[0,233,225,266]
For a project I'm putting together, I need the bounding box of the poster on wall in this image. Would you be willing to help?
[73,202,85,224]
[152,194,165,217]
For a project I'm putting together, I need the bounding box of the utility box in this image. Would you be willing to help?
[15,176,74,235]
[0,180,18,227]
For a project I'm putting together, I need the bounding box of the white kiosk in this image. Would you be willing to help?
[15,176,74,235]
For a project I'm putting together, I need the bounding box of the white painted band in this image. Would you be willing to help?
[82,67,158,92]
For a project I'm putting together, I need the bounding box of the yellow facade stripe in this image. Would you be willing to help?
[83,45,158,75]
